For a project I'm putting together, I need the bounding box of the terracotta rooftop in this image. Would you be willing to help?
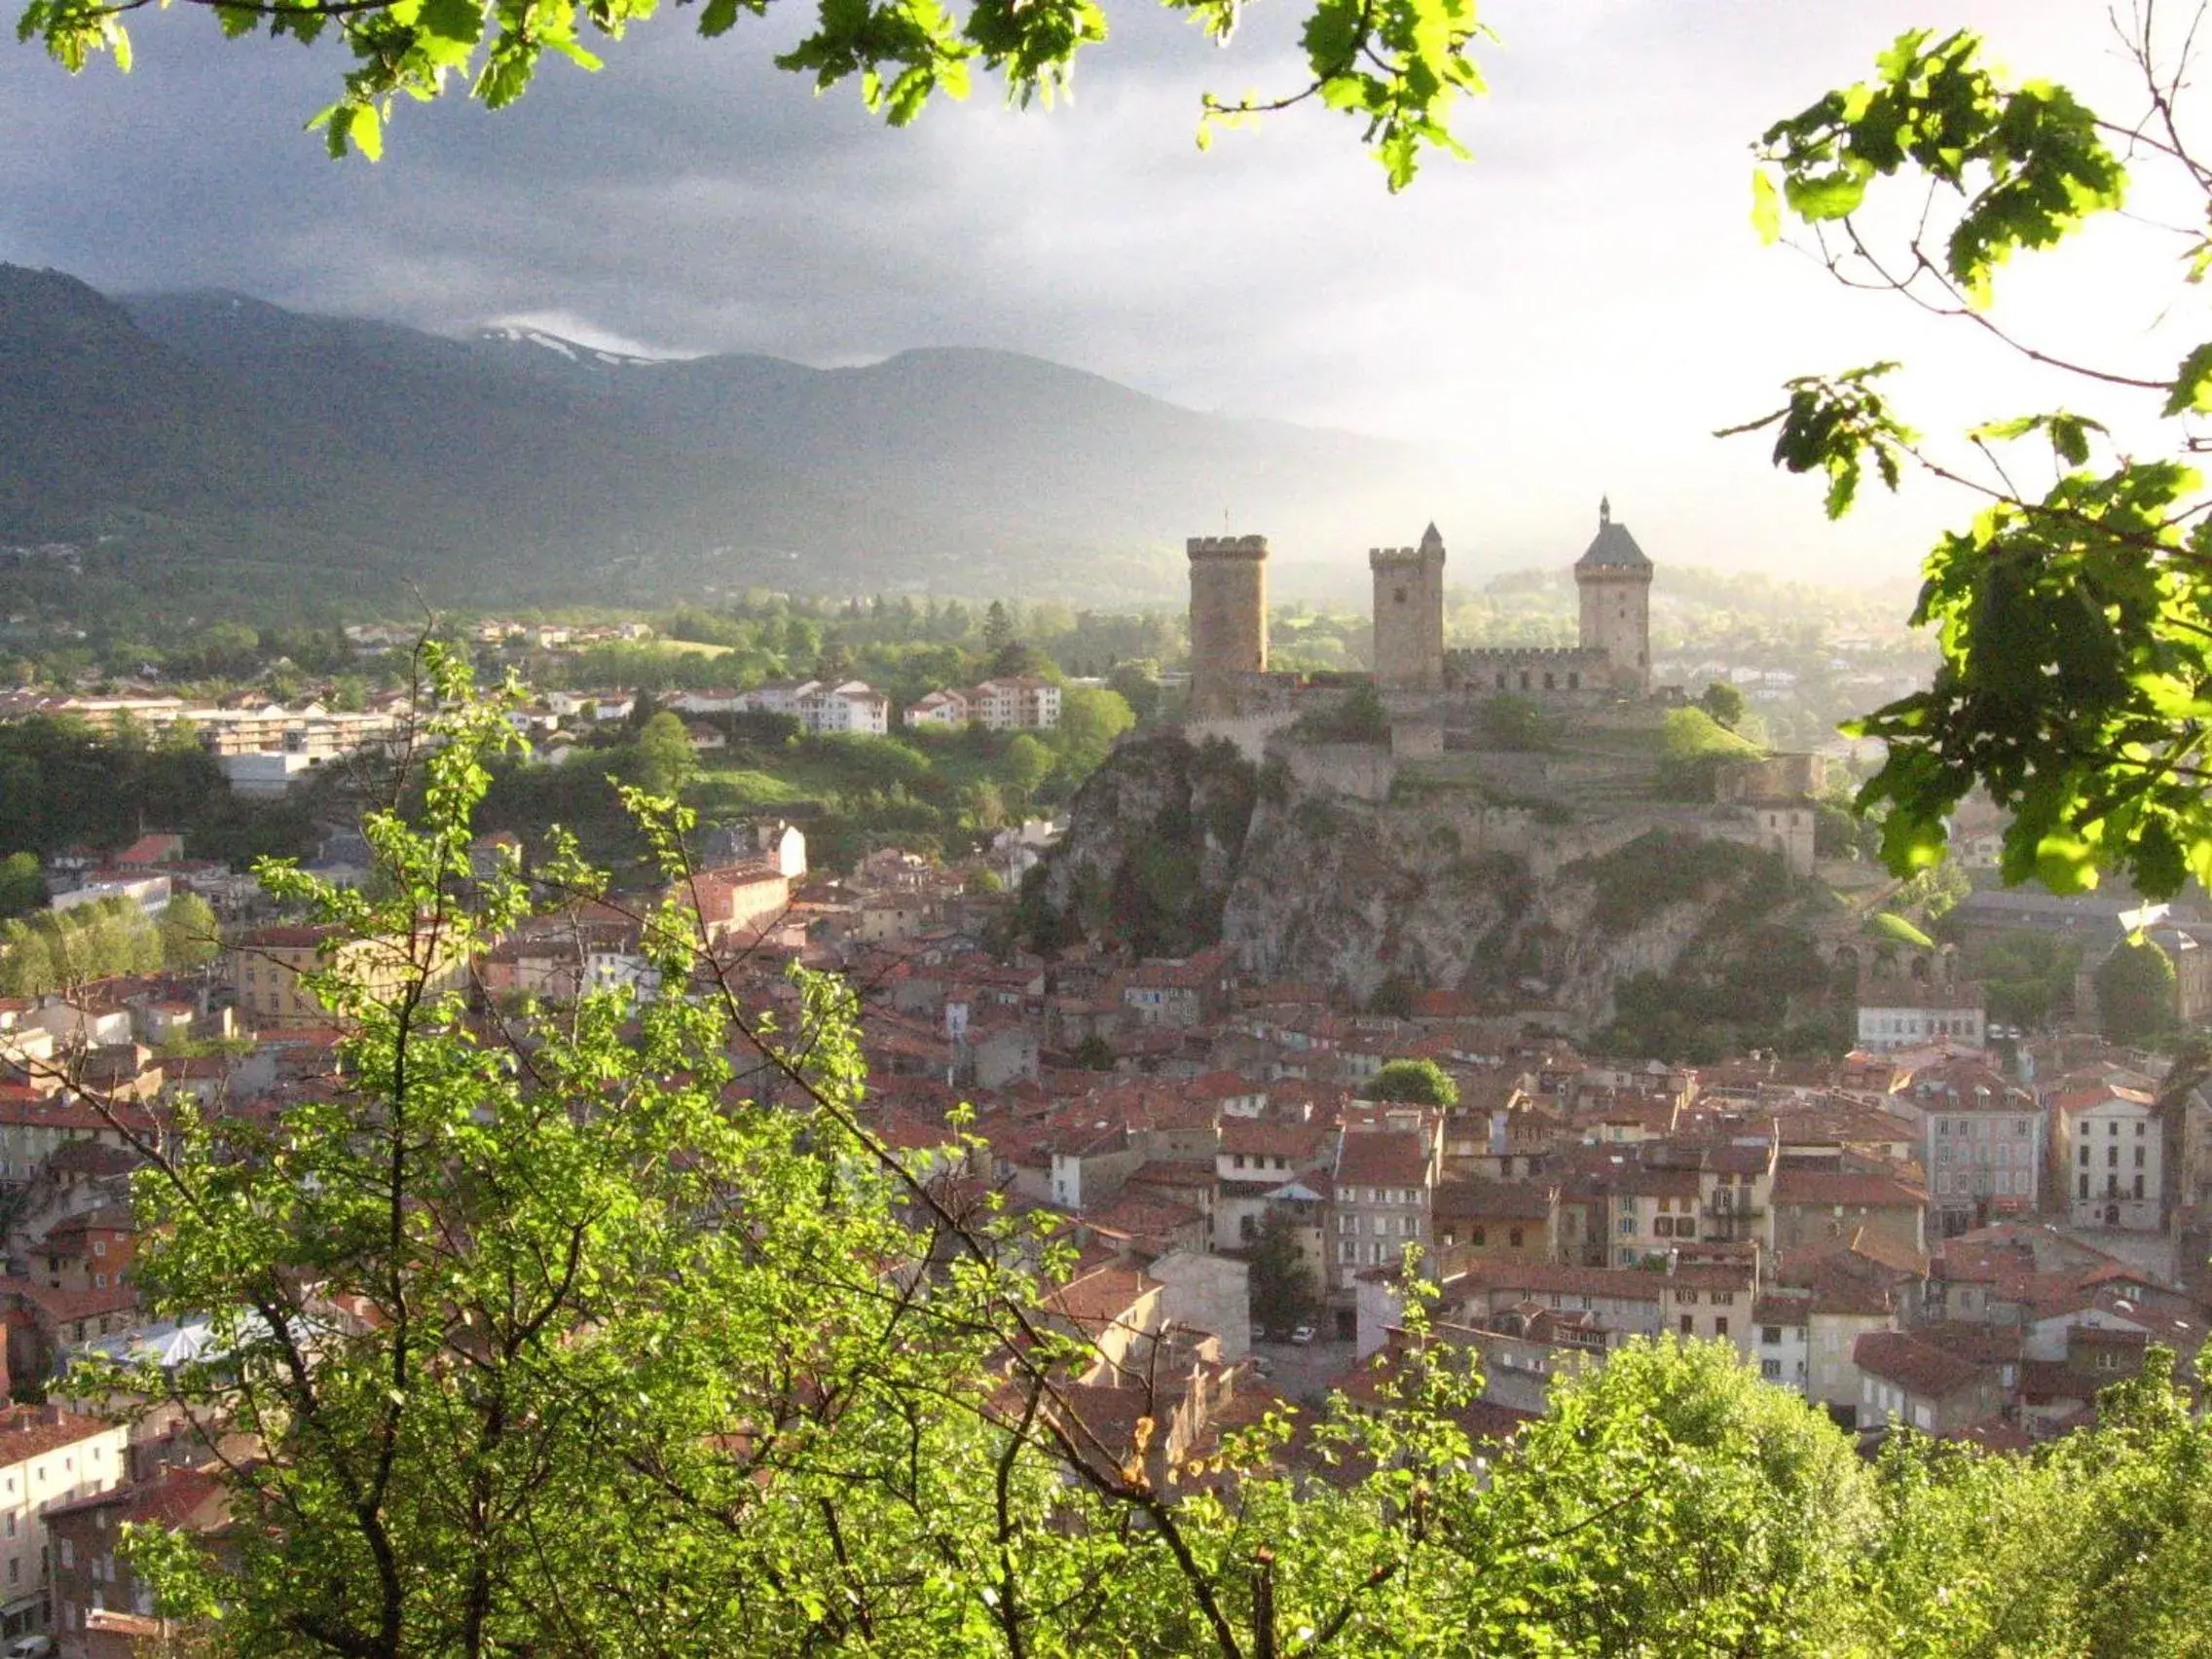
[1855,1329,1988,1398]
[0,1403,117,1465]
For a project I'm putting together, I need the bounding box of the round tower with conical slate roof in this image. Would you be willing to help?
[1574,497,1652,694]
[1371,521,1448,691]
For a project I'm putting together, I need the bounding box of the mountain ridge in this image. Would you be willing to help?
[0,265,1466,608]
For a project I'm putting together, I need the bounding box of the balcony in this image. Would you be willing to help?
[1700,1203,1766,1240]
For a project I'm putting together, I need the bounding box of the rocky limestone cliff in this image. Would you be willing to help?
[1023,732,1836,1037]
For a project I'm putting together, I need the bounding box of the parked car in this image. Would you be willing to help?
[1289,1324,1315,1346]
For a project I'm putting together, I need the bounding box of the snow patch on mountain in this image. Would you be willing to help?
[477,325,659,368]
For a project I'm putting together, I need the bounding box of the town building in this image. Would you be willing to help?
[45,1465,228,1655]
[1856,975,1988,1051]
[2052,1082,2166,1231]
[229,925,468,1030]
[1886,1061,2043,1236]
[0,1405,128,1642]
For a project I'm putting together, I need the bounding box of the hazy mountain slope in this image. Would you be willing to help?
[3,268,1459,604]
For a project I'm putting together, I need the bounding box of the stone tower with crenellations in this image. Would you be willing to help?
[1370,523,1448,691]
[1574,497,1653,693]
[1186,534,1270,717]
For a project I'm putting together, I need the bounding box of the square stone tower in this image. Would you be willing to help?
[1187,534,1270,716]
[1574,498,1652,693]
[1371,523,1447,691]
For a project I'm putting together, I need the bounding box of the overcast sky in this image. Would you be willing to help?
[0,0,2194,586]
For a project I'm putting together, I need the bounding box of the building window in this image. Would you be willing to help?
[1678,1315,1693,1336]
[1470,1228,1487,1247]
[1509,1227,1525,1248]
[1762,1326,1783,1346]
[1714,1317,1729,1339]
[1760,1358,1782,1380]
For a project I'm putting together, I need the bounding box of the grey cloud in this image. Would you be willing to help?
[0,1,2122,582]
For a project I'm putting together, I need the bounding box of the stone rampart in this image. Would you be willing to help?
[1279,741,1397,803]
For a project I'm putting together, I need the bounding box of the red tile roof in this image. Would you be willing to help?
[1855,1330,1986,1399]
[0,1403,117,1464]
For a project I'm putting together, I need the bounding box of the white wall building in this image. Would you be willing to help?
[801,682,890,735]
[2054,1084,2165,1232]
[1857,979,1987,1051]
[0,1406,127,1641]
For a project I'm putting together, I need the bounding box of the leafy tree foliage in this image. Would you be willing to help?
[1696,680,1746,730]
[1366,972,1417,1019]
[2095,936,2177,1047]
[1290,681,1390,745]
[1475,694,1548,752]
[1368,1056,1457,1107]
[158,888,222,968]
[1964,929,2081,1031]
[39,658,2212,1657]
[1740,19,2212,901]
[1106,661,1162,724]
[0,894,163,993]
[17,0,1490,187]
[1653,706,1763,800]
[1051,685,1134,784]
[0,850,45,918]
[1069,1032,1116,1071]
[1247,1207,1317,1337]
[632,709,698,797]
[1004,732,1052,804]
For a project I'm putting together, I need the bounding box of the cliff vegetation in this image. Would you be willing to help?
[1024,734,1841,1042]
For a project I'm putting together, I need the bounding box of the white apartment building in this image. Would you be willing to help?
[0,1406,127,1642]
[965,677,1061,732]
[2053,1084,2165,1232]
[731,679,823,718]
[1856,978,1987,1051]
[903,688,970,729]
[800,682,890,735]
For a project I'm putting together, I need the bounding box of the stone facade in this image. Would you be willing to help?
[1574,498,1653,694]
[1370,526,1448,691]
[1186,535,1270,717]
[1182,501,1655,728]
[1447,645,1612,699]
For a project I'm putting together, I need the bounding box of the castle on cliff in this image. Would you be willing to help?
[1179,502,1826,879]
[1186,500,1657,723]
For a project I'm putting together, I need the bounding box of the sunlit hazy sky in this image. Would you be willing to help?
[0,0,2195,584]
